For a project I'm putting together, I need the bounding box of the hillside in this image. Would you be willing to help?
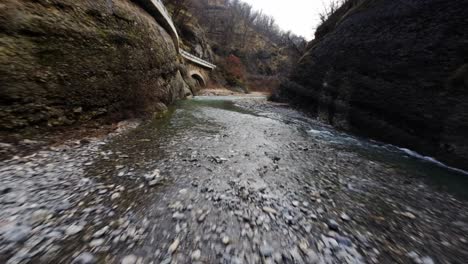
[165,0,306,92]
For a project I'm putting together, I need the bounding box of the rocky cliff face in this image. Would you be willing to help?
[0,0,191,131]
[176,17,215,63]
[279,0,468,169]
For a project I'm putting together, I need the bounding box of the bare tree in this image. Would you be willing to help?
[319,0,346,23]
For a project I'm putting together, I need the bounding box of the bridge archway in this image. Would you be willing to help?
[137,0,216,90]
[187,66,209,88]
[191,73,206,87]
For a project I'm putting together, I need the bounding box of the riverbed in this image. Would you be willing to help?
[1,96,467,263]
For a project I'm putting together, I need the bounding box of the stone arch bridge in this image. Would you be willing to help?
[135,0,216,88]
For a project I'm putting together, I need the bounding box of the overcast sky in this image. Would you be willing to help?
[241,0,333,40]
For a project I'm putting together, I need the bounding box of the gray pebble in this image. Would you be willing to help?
[66,224,84,236]
[1,225,31,243]
[72,252,96,264]
[191,249,201,260]
[260,244,274,257]
[121,254,138,264]
[327,219,339,231]
[89,238,105,247]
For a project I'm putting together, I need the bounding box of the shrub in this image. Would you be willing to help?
[225,54,246,81]
[218,54,249,92]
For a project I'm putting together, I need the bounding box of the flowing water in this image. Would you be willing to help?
[3,96,468,263]
[87,95,468,262]
[132,96,468,199]
[206,97,468,199]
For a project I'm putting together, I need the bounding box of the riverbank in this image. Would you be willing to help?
[197,88,269,97]
[1,97,467,263]
[0,119,142,162]
[0,88,264,161]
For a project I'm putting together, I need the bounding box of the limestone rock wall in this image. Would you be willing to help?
[0,0,190,130]
[279,0,468,169]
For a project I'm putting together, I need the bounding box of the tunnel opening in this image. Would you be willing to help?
[191,73,206,88]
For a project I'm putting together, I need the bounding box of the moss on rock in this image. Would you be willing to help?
[0,0,189,131]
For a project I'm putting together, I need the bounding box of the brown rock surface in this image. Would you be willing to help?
[0,0,190,131]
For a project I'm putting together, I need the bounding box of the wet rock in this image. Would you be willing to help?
[191,249,201,260]
[401,212,417,220]
[72,252,96,264]
[89,238,105,247]
[93,226,109,238]
[222,235,230,245]
[172,212,185,220]
[66,224,84,236]
[260,243,274,257]
[56,200,72,212]
[168,238,180,254]
[421,256,435,264]
[121,254,138,264]
[327,219,339,231]
[340,213,351,222]
[149,178,164,187]
[0,142,14,149]
[322,236,339,249]
[288,247,304,262]
[407,251,434,264]
[310,214,318,221]
[169,201,184,211]
[210,156,228,164]
[20,139,42,145]
[30,209,51,224]
[198,213,207,223]
[2,191,26,205]
[1,224,31,243]
[160,257,172,264]
[336,235,353,247]
[144,169,160,181]
[79,138,90,145]
[189,151,199,162]
[283,212,295,225]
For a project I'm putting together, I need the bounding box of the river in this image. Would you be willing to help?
[1,96,467,263]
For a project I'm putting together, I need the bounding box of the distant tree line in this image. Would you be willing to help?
[164,0,307,55]
[163,0,309,91]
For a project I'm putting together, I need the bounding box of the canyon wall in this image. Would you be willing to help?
[278,0,468,169]
[0,0,191,131]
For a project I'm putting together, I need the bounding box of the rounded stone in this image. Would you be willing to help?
[121,254,138,264]
[72,252,96,264]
